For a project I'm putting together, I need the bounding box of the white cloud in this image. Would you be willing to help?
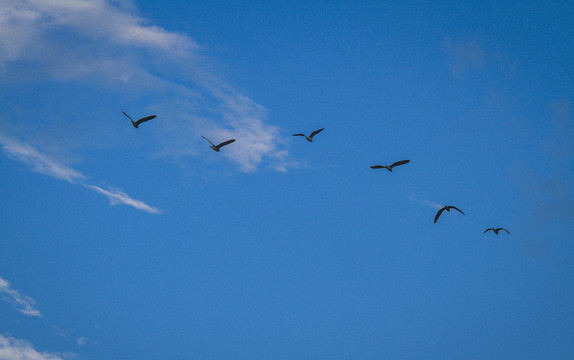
[409,196,442,210]
[0,276,41,317]
[0,0,196,63]
[84,185,161,214]
[52,326,67,339]
[76,337,88,346]
[209,91,289,172]
[0,133,85,183]
[0,0,288,172]
[0,334,73,360]
[0,132,161,213]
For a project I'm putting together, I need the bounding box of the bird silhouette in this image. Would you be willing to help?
[484,228,510,235]
[122,111,156,128]
[370,160,410,171]
[292,128,325,142]
[434,205,465,223]
[201,135,236,152]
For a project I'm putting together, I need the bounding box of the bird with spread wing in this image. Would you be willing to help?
[201,135,236,152]
[292,128,325,142]
[370,160,410,171]
[122,111,157,128]
[484,228,510,235]
[434,205,465,223]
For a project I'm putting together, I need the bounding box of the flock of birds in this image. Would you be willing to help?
[121,111,510,235]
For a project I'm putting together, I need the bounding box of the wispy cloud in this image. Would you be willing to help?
[0,0,196,72]
[0,0,288,172]
[409,196,443,210]
[531,176,574,227]
[515,95,574,256]
[0,133,85,183]
[442,36,484,76]
[0,276,41,317]
[85,185,161,214]
[546,95,574,160]
[208,91,289,172]
[0,334,74,360]
[549,95,571,125]
[0,132,161,213]
[525,96,574,230]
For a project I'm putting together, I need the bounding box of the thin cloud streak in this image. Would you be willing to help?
[0,276,41,317]
[409,196,443,210]
[85,185,161,214]
[0,133,161,213]
[0,334,73,360]
[0,0,289,172]
[0,133,85,183]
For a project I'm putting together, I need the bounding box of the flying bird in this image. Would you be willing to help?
[370,160,410,171]
[484,228,510,235]
[122,111,156,128]
[201,135,236,152]
[292,128,325,142]
[434,205,465,223]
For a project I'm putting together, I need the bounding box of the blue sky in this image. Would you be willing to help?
[1,0,573,359]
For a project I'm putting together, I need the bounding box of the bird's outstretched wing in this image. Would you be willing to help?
[121,111,134,122]
[497,228,510,234]
[201,135,216,147]
[216,139,236,148]
[134,115,156,125]
[309,128,325,138]
[449,206,465,215]
[390,159,410,168]
[122,111,138,127]
[292,133,305,137]
[484,228,493,233]
[434,208,446,223]
[370,165,385,169]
